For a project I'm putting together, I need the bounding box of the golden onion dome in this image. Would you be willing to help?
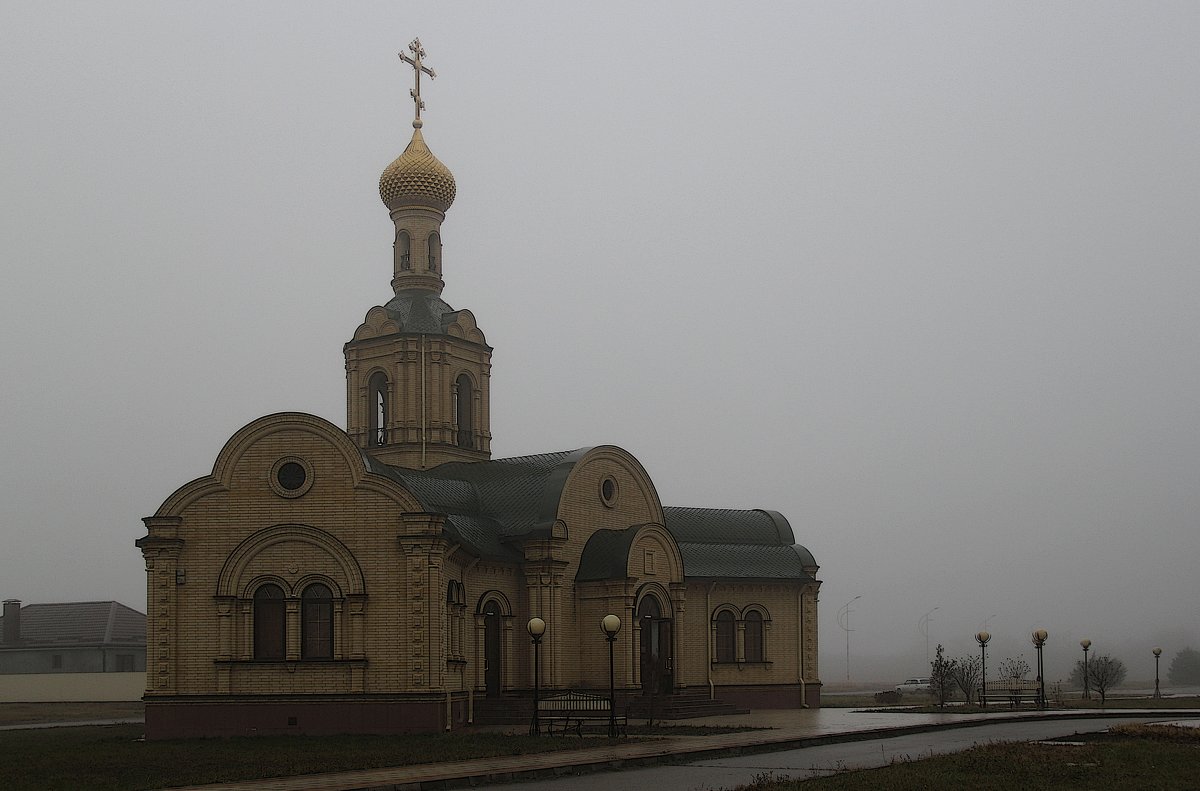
[378,124,456,213]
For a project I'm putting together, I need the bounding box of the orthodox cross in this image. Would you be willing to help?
[398,38,437,124]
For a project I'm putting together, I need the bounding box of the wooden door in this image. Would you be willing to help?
[484,608,501,696]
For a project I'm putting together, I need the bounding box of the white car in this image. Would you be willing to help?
[895,677,933,695]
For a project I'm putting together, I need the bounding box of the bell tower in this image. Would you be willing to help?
[344,39,492,469]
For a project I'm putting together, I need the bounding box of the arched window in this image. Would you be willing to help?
[368,371,388,446]
[397,230,411,270]
[744,610,764,663]
[253,584,286,660]
[714,610,736,663]
[301,583,333,660]
[446,580,465,659]
[454,374,473,449]
[428,232,441,273]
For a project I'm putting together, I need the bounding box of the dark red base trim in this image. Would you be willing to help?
[713,683,823,709]
[144,696,471,739]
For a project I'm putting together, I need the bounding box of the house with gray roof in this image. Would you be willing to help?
[0,599,146,675]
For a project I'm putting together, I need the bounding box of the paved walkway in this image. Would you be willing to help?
[161,706,1200,791]
[0,717,143,731]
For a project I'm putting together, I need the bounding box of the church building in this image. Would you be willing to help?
[136,42,821,738]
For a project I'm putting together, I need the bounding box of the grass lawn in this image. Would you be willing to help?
[834,693,1200,713]
[0,717,756,791]
[894,695,1200,715]
[0,723,608,790]
[732,724,1200,791]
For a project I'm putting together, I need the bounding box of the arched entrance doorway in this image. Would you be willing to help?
[482,601,503,697]
[638,594,673,695]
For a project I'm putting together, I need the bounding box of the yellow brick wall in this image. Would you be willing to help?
[140,419,820,705]
[141,415,433,698]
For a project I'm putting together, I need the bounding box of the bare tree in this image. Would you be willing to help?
[951,655,982,705]
[929,644,956,708]
[997,656,1030,680]
[1087,655,1127,704]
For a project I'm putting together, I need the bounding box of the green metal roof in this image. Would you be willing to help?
[381,289,461,334]
[576,527,640,582]
[662,507,795,545]
[366,449,588,560]
[676,543,816,581]
[663,507,817,580]
[366,453,818,580]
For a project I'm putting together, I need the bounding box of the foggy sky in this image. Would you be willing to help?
[2,2,1197,684]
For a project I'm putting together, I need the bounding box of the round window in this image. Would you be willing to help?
[269,457,314,498]
[277,462,306,491]
[599,476,619,507]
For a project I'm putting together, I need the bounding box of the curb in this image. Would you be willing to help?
[337,709,1200,791]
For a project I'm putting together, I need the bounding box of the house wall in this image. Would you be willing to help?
[462,558,525,693]
[678,580,821,708]
[0,647,145,675]
[139,415,471,737]
[550,448,666,692]
[0,672,145,702]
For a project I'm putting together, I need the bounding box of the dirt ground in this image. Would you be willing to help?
[0,701,143,726]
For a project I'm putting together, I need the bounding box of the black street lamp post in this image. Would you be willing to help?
[919,606,939,663]
[975,631,990,708]
[1080,639,1091,700]
[1032,629,1048,709]
[527,617,546,736]
[836,595,861,681]
[601,614,622,738]
[1153,647,1162,699]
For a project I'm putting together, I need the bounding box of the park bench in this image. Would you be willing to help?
[535,690,626,736]
[980,678,1042,707]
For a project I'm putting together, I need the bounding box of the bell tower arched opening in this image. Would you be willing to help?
[454,373,473,449]
[396,230,411,271]
[367,371,389,446]
[427,231,441,274]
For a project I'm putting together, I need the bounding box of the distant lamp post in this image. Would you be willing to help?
[975,631,991,708]
[1031,629,1049,709]
[1153,647,1163,699]
[601,614,622,738]
[836,595,862,681]
[1080,639,1091,700]
[527,617,546,735]
[919,607,940,663]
